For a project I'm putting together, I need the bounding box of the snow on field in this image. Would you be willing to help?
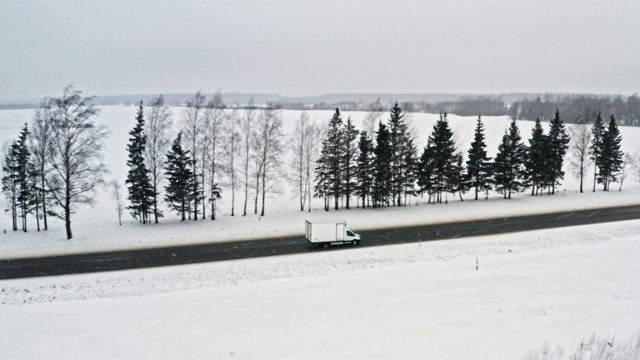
[0,106,639,259]
[1,219,639,359]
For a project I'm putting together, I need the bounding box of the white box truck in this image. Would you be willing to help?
[305,220,361,248]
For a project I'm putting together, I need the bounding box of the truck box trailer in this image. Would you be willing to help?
[305,220,361,247]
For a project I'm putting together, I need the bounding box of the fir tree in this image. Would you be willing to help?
[372,122,391,207]
[590,112,605,192]
[341,116,359,209]
[546,110,570,194]
[525,118,547,196]
[125,102,154,223]
[465,116,492,200]
[598,115,624,191]
[387,102,409,206]
[355,131,373,208]
[164,132,193,221]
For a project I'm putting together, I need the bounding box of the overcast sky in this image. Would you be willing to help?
[1,0,639,100]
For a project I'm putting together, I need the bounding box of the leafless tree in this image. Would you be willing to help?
[203,92,225,220]
[255,104,285,216]
[223,108,241,216]
[362,97,384,139]
[303,121,322,212]
[45,85,110,239]
[568,123,592,193]
[29,97,54,230]
[630,147,640,187]
[181,91,206,220]
[110,179,124,225]
[289,111,311,211]
[239,99,256,216]
[144,95,173,223]
[618,154,632,191]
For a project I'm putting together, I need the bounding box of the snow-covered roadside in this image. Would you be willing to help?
[2,188,639,260]
[1,220,639,359]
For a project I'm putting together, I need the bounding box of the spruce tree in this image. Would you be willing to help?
[314,141,330,211]
[525,118,547,196]
[590,112,605,192]
[546,110,570,194]
[417,141,435,203]
[325,108,344,210]
[341,116,359,209]
[598,115,624,190]
[2,140,20,231]
[15,124,34,232]
[164,132,193,221]
[372,122,391,207]
[493,120,527,199]
[465,116,492,200]
[388,102,407,206]
[355,131,373,208]
[2,124,35,232]
[126,102,154,223]
[400,136,418,205]
[427,113,456,203]
[448,152,466,202]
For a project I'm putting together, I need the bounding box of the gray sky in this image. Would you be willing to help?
[1,0,639,100]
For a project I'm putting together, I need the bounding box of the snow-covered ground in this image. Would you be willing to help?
[1,219,639,359]
[0,106,639,258]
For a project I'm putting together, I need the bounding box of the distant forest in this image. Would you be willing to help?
[2,92,639,126]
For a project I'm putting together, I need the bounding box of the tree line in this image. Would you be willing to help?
[309,104,632,213]
[3,88,638,239]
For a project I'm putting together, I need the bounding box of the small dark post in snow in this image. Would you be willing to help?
[476,256,478,270]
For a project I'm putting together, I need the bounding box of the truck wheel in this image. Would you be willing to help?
[322,243,329,248]
[351,240,358,246]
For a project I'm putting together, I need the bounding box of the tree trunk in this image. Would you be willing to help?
[260,167,266,217]
[41,175,48,230]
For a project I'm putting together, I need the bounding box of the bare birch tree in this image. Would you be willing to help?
[29,97,54,230]
[619,154,632,191]
[568,123,592,193]
[203,92,225,220]
[223,108,240,216]
[181,91,206,220]
[630,147,640,187]
[304,121,323,212]
[289,111,322,212]
[110,179,124,225]
[289,111,311,211]
[239,99,256,216]
[362,97,384,139]
[256,104,285,217]
[45,85,110,239]
[144,95,173,223]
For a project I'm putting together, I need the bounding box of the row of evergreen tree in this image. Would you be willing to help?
[312,104,625,211]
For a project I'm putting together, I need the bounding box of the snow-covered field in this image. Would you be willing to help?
[1,219,639,359]
[0,106,639,258]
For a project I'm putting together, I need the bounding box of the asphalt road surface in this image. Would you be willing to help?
[1,204,639,280]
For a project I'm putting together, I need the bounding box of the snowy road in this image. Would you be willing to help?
[1,204,639,279]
